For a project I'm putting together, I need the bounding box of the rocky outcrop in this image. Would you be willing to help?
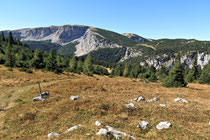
[140,52,210,69]
[74,28,122,56]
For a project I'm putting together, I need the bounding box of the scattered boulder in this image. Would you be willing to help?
[96,128,110,135]
[32,96,45,101]
[137,121,149,129]
[156,122,171,130]
[133,96,145,102]
[70,96,80,100]
[106,126,135,139]
[174,98,188,103]
[48,132,59,138]
[66,124,81,132]
[147,97,159,103]
[124,103,137,108]
[95,121,103,126]
[159,104,166,107]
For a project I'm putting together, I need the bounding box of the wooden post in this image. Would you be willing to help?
[38,82,42,94]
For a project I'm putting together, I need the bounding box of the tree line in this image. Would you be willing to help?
[0,31,209,87]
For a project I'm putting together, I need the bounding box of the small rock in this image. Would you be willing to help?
[209,122,210,125]
[124,103,137,108]
[70,96,80,100]
[96,128,110,135]
[137,121,149,129]
[174,98,188,103]
[156,122,171,130]
[160,104,166,107]
[33,96,45,101]
[48,132,59,138]
[133,96,145,102]
[147,97,159,103]
[95,121,103,126]
[66,124,81,132]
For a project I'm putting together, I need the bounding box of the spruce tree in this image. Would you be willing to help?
[198,63,210,84]
[69,56,77,72]
[16,49,28,67]
[113,64,122,76]
[156,66,168,82]
[4,42,16,67]
[129,64,141,78]
[8,31,15,44]
[76,60,83,73]
[30,49,45,69]
[83,54,94,76]
[0,32,5,42]
[163,54,187,87]
[45,48,57,71]
[185,54,201,83]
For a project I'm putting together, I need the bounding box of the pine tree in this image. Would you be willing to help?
[8,31,15,44]
[69,56,77,72]
[16,49,28,67]
[156,66,168,82]
[83,54,94,76]
[30,49,45,69]
[129,64,142,78]
[185,54,201,83]
[163,54,187,87]
[76,60,83,73]
[113,64,122,76]
[45,48,57,71]
[4,42,16,67]
[0,32,5,42]
[198,63,210,84]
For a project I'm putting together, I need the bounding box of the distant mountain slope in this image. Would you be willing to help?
[122,33,150,43]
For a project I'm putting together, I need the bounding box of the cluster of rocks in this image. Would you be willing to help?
[96,121,135,139]
[137,121,171,130]
[131,96,159,103]
[32,92,49,101]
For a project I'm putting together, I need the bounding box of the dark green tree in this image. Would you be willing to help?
[113,64,122,76]
[156,66,169,82]
[83,54,94,76]
[0,32,5,42]
[163,54,187,87]
[198,63,210,84]
[8,31,15,44]
[30,49,45,68]
[94,65,109,75]
[16,49,28,67]
[129,64,142,78]
[4,43,16,67]
[185,54,201,83]
[76,60,83,73]
[69,56,77,72]
[45,48,57,71]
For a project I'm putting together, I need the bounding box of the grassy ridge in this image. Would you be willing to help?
[0,65,209,139]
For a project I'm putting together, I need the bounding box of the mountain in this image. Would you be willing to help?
[2,25,210,68]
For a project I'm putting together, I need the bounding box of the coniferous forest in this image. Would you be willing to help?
[0,32,210,87]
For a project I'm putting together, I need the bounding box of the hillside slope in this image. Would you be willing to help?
[0,66,209,139]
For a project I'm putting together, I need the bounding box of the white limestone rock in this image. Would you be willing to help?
[147,97,159,103]
[70,96,80,100]
[124,103,137,108]
[66,124,81,132]
[133,96,145,102]
[174,98,188,103]
[96,128,110,135]
[32,95,45,101]
[160,104,166,107]
[95,121,103,126]
[137,121,149,129]
[156,122,171,130]
[48,132,59,138]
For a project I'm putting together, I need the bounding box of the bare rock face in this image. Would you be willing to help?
[12,25,89,45]
[74,28,122,56]
[122,33,150,43]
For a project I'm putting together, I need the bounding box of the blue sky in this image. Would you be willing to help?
[0,0,210,40]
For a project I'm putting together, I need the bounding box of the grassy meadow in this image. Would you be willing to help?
[0,65,209,139]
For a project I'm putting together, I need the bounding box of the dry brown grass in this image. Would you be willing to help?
[0,65,209,140]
